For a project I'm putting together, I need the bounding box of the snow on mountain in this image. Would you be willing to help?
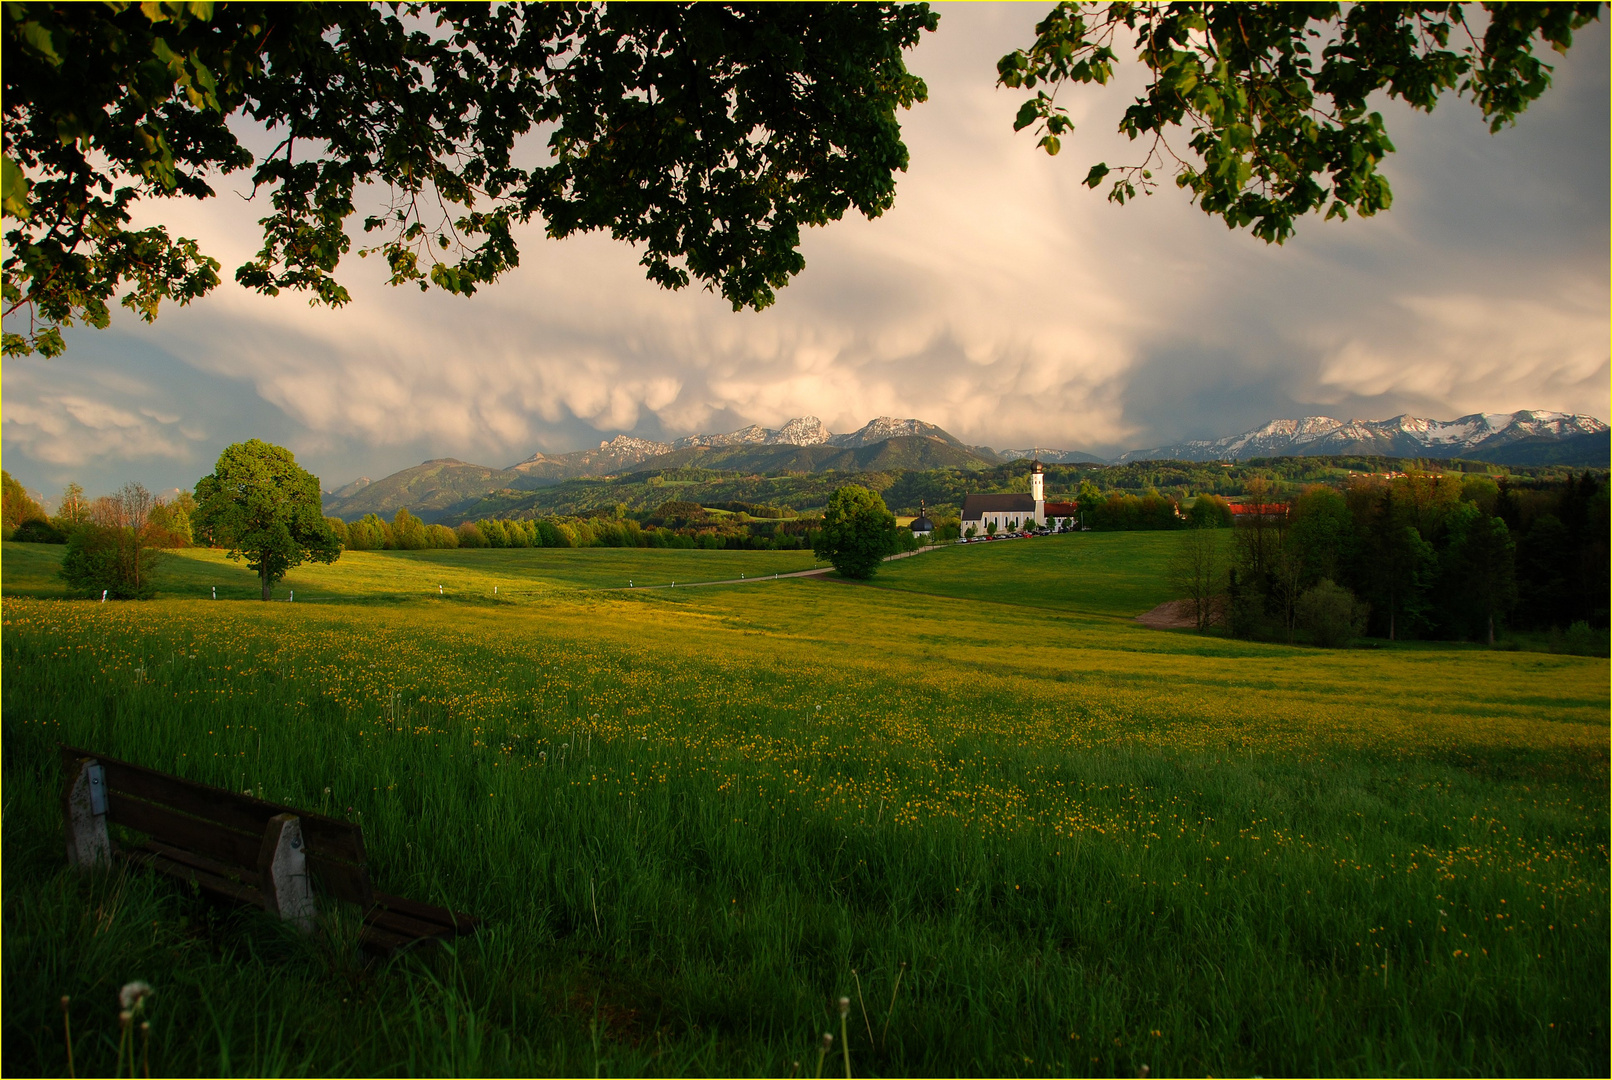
[1118,411,1608,463]
[826,416,961,448]
[999,447,1108,465]
[772,416,832,445]
[595,435,672,456]
[507,416,950,475]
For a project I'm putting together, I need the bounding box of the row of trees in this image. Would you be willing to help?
[328,506,829,553]
[1171,472,1608,646]
[1073,483,1236,531]
[2,472,196,547]
[6,442,341,601]
[3,472,203,598]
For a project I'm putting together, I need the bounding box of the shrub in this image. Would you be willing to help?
[11,518,66,543]
[1550,621,1609,657]
[455,522,489,548]
[60,524,160,599]
[1297,579,1369,648]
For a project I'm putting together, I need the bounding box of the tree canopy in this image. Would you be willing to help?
[814,484,896,579]
[2,1,938,356]
[192,438,340,598]
[3,2,1599,360]
[998,2,1602,243]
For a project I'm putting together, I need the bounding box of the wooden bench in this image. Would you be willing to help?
[60,746,479,952]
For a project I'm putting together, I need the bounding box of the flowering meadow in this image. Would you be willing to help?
[2,536,1606,1076]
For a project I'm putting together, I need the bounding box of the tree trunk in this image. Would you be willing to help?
[261,569,271,601]
[1487,613,1495,647]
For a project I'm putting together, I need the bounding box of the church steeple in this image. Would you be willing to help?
[1030,459,1044,503]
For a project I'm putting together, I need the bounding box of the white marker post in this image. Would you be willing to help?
[212,586,216,599]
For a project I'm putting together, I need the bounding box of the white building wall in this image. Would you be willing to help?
[962,502,1047,535]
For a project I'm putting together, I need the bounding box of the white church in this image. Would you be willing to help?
[958,461,1080,535]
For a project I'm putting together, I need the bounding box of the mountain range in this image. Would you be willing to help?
[1117,411,1608,465]
[321,409,1609,522]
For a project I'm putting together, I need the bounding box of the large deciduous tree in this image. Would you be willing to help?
[2,1,938,357]
[814,484,896,580]
[192,439,340,599]
[999,2,1602,243]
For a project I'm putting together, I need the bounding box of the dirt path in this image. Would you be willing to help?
[1135,600,1199,629]
[605,545,950,592]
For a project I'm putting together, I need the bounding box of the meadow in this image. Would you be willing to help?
[2,534,1606,1076]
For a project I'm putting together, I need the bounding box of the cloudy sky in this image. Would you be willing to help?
[4,4,1608,499]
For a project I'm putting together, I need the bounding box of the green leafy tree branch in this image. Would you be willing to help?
[998,2,1602,243]
[2,1,939,356]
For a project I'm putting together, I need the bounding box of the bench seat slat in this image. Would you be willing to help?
[123,849,266,909]
[142,839,262,889]
[110,793,262,870]
[363,905,461,942]
[358,923,417,953]
[372,891,480,935]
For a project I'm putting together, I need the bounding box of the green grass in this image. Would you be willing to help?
[872,532,1189,619]
[1,541,821,601]
[2,536,1606,1076]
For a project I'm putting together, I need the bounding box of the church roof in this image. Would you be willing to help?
[960,493,1036,520]
[911,513,934,532]
[1044,501,1079,516]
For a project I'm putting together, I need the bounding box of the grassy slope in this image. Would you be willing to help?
[1,542,821,601]
[2,537,1606,1076]
[870,532,1188,619]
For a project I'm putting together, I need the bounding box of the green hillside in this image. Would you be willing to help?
[321,458,527,520]
[3,538,1605,1075]
[324,449,1605,526]
[625,434,994,475]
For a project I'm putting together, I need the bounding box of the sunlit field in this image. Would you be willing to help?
[3,535,1606,1076]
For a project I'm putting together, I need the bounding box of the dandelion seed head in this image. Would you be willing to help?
[119,981,152,1010]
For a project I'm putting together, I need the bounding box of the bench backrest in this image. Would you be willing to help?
[59,745,374,907]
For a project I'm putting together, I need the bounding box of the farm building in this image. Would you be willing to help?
[959,461,1081,534]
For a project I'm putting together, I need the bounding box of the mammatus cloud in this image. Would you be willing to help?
[3,4,1606,497]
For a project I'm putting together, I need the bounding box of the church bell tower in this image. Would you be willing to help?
[1030,459,1045,525]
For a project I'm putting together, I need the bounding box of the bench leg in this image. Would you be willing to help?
[258,814,317,932]
[62,758,112,870]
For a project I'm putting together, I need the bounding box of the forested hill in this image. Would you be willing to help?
[400,456,1603,526]
[324,435,998,521]
[619,435,993,476]
[320,459,534,521]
